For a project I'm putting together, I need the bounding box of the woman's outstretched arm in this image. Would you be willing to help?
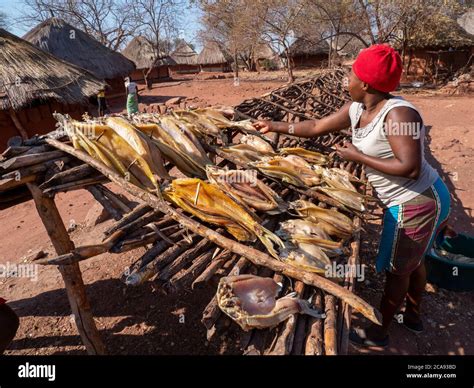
[252,101,352,138]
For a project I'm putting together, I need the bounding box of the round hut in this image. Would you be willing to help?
[285,37,330,69]
[170,40,199,74]
[196,41,233,72]
[0,28,104,151]
[122,36,176,85]
[23,18,135,98]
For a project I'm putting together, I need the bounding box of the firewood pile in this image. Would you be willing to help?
[0,69,379,355]
[439,65,474,95]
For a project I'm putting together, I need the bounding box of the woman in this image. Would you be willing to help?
[253,44,450,347]
[124,77,139,116]
[0,297,19,354]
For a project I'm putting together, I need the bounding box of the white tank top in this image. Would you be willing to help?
[349,96,439,208]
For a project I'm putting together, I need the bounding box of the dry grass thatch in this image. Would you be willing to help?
[0,28,105,111]
[23,18,135,80]
[405,14,474,49]
[196,41,233,65]
[170,40,198,65]
[287,37,329,57]
[122,36,176,70]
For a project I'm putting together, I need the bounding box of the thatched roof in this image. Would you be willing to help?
[197,41,233,65]
[122,36,176,70]
[287,37,330,57]
[23,18,135,80]
[0,29,105,111]
[254,43,278,60]
[405,14,474,49]
[171,40,198,65]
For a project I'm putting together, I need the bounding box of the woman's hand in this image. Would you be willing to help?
[335,141,362,162]
[252,120,274,134]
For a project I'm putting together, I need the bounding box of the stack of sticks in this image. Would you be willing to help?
[235,68,350,122]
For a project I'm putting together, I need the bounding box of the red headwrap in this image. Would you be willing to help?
[352,44,402,93]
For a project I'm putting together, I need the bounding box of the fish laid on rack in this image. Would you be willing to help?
[133,115,213,178]
[277,219,344,274]
[206,166,286,214]
[279,147,330,165]
[240,134,274,154]
[290,199,354,239]
[55,114,168,190]
[220,143,272,165]
[217,274,325,331]
[251,155,322,187]
[318,187,368,212]
[163,178,284,258]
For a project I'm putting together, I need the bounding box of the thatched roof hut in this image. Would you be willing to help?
[254,43,283,70]
[196,41,233,72]
[122,36,176,83]
[171,40,198,65]
[397,15,474,82]
[404,15,474,50]
[122,36,176,70]
[0,28,104,149]
[0,28,104,111]
[23,18,135,82]
[284,37,329,69]
[170,40,199,74]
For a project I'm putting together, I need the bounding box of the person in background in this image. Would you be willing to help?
[124,77,139,116]
[97,87,107,117]
[253,44,451,347]
[0,297,19,354]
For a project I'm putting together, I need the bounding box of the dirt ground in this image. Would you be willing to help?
[1,71,472,355]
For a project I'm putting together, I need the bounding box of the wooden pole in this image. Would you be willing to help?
[27,183,106,355]
[9,109,29,140]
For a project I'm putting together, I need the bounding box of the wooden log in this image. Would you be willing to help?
[169,249,216,290]
[35,229,125,266]
[0,174,37,191]
[111,225,180,253]
[26,183,106,355]
[40,164,96,190]
[324,294,338,355]
[0,150,65,172]
[9,108,29,140]
[155,238,214,283]
[338,187,363,355]
[87,185,123,221]
[123,229,185,279]
[305,291,324,355]
[46,138,382,326]
[265,281,305,355]
[192,251,234,289]
[43,176,108,196]
[124,234,199,286]
[95,184,132,214]
[104,203,152,236]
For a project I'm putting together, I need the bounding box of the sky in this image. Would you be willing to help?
[0,0,203,50]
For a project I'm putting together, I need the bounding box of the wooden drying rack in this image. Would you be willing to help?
[0,70,380,355]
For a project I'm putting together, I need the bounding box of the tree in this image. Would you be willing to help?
[18,0,139,50]
[256,0,306,82]
[128,0,184,88]
[198,0,263,78]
